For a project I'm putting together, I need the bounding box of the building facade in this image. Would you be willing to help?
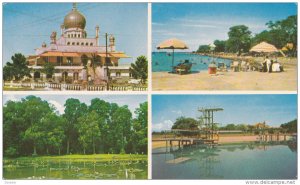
[27,3,131,85]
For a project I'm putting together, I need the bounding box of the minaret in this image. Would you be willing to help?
[60,24,64,36]
[95,25,99,46]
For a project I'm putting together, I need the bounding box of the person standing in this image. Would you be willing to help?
[265,56,271,72]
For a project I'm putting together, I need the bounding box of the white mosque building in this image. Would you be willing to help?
[27,3,131,85]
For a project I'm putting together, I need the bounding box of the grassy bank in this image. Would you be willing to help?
[4,154,147,162]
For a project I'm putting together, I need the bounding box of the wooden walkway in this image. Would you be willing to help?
[153,138,218,147]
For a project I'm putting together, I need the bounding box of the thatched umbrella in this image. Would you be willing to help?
[157,38,188,72]
[250,42,278,53]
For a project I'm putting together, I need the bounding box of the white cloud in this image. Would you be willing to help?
[181,23,218,28]
[48,100,65,114]
[153,15,269,51]
[171,110,182,115]
[152,120,173,132]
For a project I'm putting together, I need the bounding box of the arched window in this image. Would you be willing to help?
[90,43,93,46]
[77,42,80,45]
[72,42,75,45]
[86,43,88,46]
[71,34,73,38]
[67,42,70,45]
[68,34,70,38]
[116,72,121,77]
[81,42,84,46]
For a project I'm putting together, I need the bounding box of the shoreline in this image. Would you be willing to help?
[152,135,292,149]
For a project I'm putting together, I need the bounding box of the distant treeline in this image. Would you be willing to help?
[152,117,297,134]
[4,96,147,157]
[196,15,297,56]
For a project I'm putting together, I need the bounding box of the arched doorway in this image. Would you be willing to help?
[62,71,68,82]
[34,71,41,79]
[116,71,121,77]
[73,72,79,81]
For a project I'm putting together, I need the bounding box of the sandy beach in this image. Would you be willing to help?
[152,57,297,91]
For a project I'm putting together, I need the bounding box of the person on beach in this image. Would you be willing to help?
[264,56,271,72]
[269,60,274,73]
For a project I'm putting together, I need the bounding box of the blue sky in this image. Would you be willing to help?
[152,3,297,52]
[3,3,147,65]
[152,95,297,131]
[3,94,147,116]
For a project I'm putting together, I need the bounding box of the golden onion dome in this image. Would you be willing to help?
[63,4,86,29]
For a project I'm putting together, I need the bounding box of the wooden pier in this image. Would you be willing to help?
[154,138,218,148]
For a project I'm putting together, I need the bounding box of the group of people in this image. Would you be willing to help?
[261,56,283,73]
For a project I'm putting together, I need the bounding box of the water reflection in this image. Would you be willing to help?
[152,141,297,179]
[3,159,147,179]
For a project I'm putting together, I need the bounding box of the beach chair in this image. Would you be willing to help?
[217,62,227,72]
[174,62,192,75]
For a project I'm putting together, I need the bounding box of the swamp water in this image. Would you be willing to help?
[152,142,297,179]
[4,159,147,179]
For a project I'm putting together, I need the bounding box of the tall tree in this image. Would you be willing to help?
[3,53,31,81]
[130,102,148,154]
[266,15,297,56]
[89,98,110,153]
[41,113,66,155]
[130,56,148,84]
[226,25,251,55]
[214,40,227,52]
[77,111,101,154]
[63,98,87,154]
[22,96,53,155]
[110,105,132,154]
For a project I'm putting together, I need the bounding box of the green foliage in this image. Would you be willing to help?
[197,15,297,57]
[42,62,55,79]
[77,111,101,154]
[130,56,148,84]
[226,25,251,55]
[63,98,87,154]
[5,147,19,157]
[3,53,31,81]
[130,102,148,154]
[197,45,210,53]
[4,96,148,157]
[280,119,297,133]
[214,40,226,52]
[266,15,297,56]
[172,117,199,130]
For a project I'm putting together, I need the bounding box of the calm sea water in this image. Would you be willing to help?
[152,142,297,179]
[152,52,232,72]
[3,159,147,179]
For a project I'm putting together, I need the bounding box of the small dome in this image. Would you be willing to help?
[63,4,86,29]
